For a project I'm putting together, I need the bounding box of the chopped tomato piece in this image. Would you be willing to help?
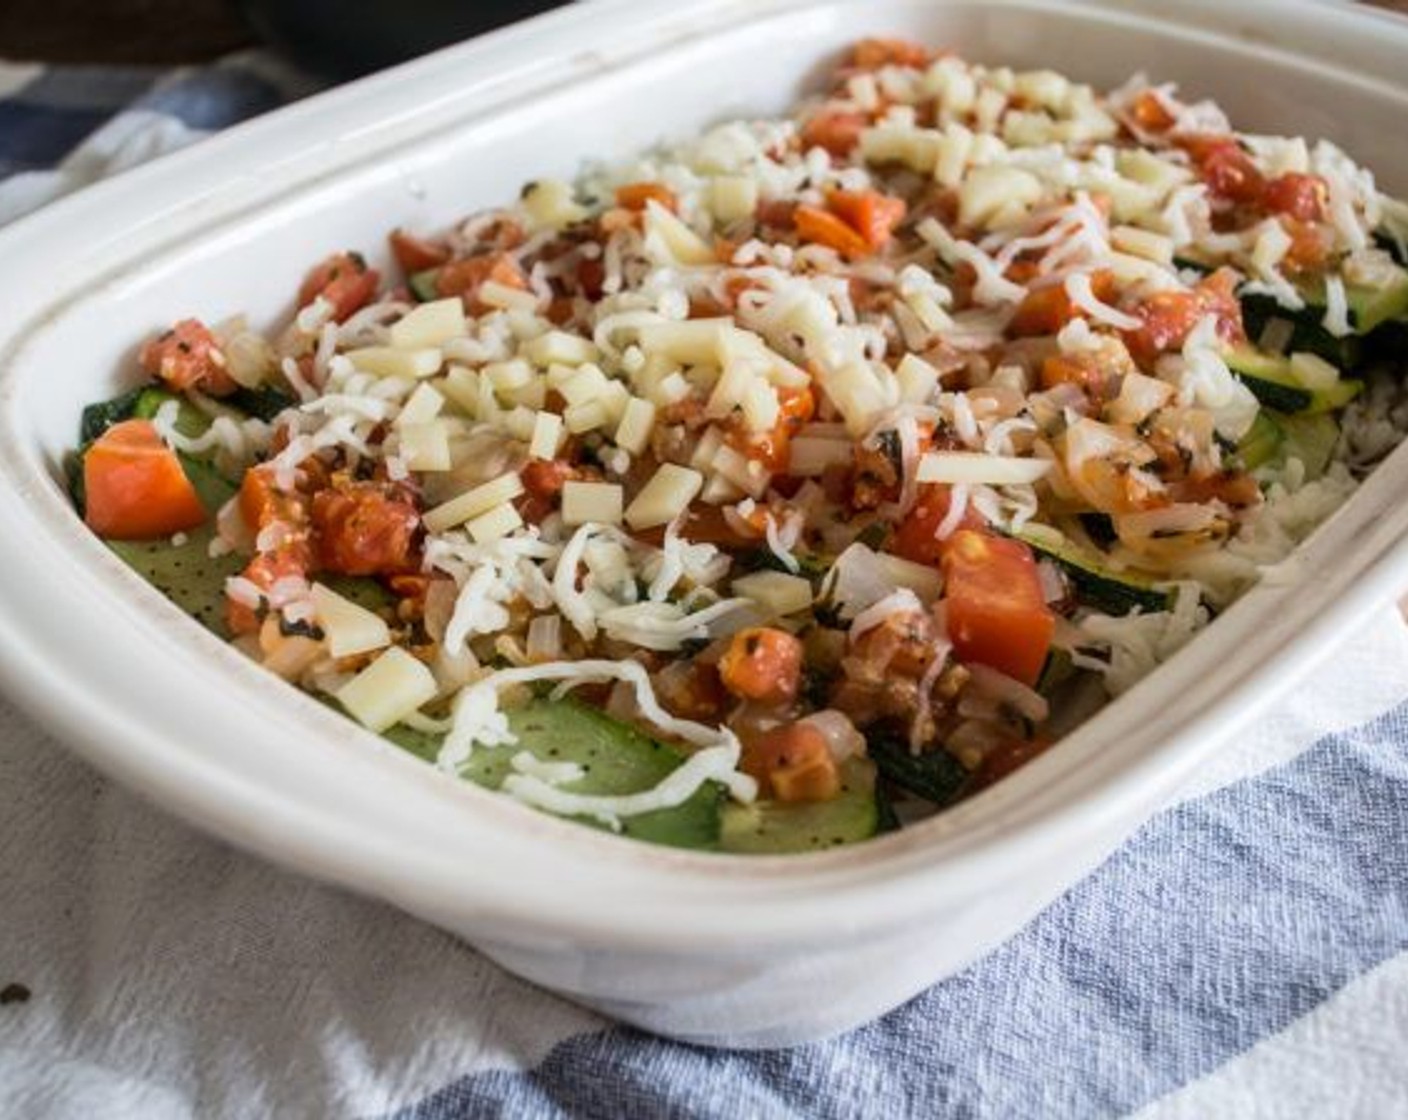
[518,458,579,522]
[851,37,930,70]
[1130,90,1176,132]
[743,722,841,802]
[825,189,907,251]
[614,182,677,213]
[389,229,451,273]
[1178,134,1265,205]
[725,384,815,471]
[794,205,871,258]
[801,109,870,158]
[1040,353,1109,397]
[1009,271,1115,337]
[1122,267,1243,367]
[83,419,207,540]
[1261,172,1328,222]
[435,251,529,314]
[1171,468,1262,509]
[655,661,729,723]
[297,251,380,323]
[238,462,307,533]
[889,484,986,567]
[941,529,1054,687]
[755,198,798,231]
[228,547,309,636]
[139,318,236,396]
[718,627,804,704]
[311,481,420,576]
[1281,218,1334,274]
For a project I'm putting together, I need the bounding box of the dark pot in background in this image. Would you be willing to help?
[238,0,567,79]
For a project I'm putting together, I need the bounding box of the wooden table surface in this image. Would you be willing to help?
[2,0,1406,64]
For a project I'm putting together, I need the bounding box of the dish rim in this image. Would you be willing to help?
[0,0,1406,953]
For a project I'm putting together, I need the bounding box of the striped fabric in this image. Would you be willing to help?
[1,54,1406,1120]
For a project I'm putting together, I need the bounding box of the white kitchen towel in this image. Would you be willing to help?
[2,53,1407,1120]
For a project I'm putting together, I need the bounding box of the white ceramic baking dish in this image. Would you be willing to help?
[1,0,1407,1050]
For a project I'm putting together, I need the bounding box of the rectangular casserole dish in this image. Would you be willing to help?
[1,0,1407,1048]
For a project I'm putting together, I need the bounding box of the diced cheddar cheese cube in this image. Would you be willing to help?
[710,175,758,225]
[699,473,745,504]
[485,358,534,393]
[561,481,624,526]
[689,425,726,471]
[501,406,537,442]
[564,399,609,433]
[394,381,445,428]
[895,353,941,404]
[560,364,611,407]
[642,200,715,265]
[523,329,598,367]
[521,179,587,231]
[346,346,443,379]
[398,421,452,471]
[638,318,734,365]
[599,379,631,425]
[711,443,770,498]
[624,463,703,529]
[959,165,1042,229]
[479,280,540,313]
[648,370,692,407]
[1111,224,1175,265]
[741,378,780,433]
[613,397,656,455]
[389,298,466,350]
[335,647,438,732]
[311,582,391,659]
[508,375,547,411]
[423,471,525,533]
[466,501,523,543]
[528,411,563,459]
[438,367,481,416]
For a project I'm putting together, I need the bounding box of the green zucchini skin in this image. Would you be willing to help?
[719,757,879,854]
[1017,528,1170,617]
[387,699,726,851]
[1222,345,1362,415]
[408,269,441,303]
[868,734,967,806]
[225,384,297,422]
[1236,411,1284,471]
[107,526,245,636]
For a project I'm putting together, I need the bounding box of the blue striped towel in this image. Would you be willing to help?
[1,53,1407,1119]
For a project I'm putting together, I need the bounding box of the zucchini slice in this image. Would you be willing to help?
[1274,411,1341,481]
[408,268,441,303]
[1223,345,1361,415]
[107,526,245,636]
[80,385,210,443]
[1236,410,1284,471]
[719,758,879,854]
[1302,268,1408,334]
[1017,525,1171,616]
[387,699,725,851]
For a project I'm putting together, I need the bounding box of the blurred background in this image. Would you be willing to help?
[4,0,1408,79]
[0,0,567,77]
